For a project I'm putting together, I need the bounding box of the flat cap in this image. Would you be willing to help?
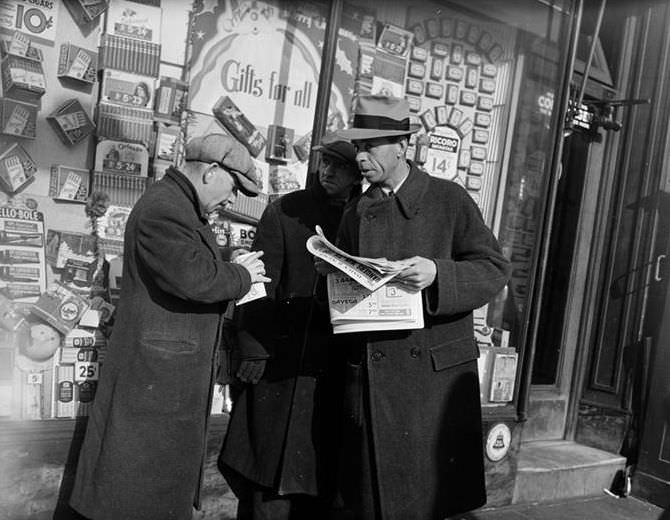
[312,131,357,166]
[185,133,260,197]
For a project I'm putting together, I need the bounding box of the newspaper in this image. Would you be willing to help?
[306,226,424,334]
[233,252,267,305]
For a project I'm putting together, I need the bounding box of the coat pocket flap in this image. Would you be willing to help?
[429,337,478,371]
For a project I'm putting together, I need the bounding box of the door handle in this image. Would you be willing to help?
[655,254,666,282]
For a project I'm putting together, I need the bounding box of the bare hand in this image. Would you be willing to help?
[393,256,437,292]
[236,359,266,384]
[230,248,250,261]
[235,251,271,284]
[314,257,338,276]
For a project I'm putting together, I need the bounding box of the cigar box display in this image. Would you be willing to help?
[96,102,154,149]
[0,143,37,194]
[0,98,38,139]
[265,124,294,163]
[47,99,96,146]
[64,0,110,26]
[292,132,312,163]
[48,166,91,203]
[57,43,98,84]
[1,54,46,102]
[0,35,43,62]
[212,96,266,157]
[95,139,149,176]
[101,69,155,110]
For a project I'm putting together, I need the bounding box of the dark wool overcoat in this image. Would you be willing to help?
[337,163,510,520]
[70,167,252,520]
[219,182,347,497]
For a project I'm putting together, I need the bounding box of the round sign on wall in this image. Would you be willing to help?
[486,422,512,462]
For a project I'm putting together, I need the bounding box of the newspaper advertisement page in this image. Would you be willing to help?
[326,273,424,334]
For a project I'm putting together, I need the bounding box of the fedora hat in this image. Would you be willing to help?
[337,95,421,141]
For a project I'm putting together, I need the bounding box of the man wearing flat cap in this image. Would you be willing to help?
[315,95,511,520]
[219,132,361,519]
[70,134,271,520]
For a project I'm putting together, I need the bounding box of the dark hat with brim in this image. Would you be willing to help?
[184,133,260,197]
[337,95,421,141]
[312,131,357,165]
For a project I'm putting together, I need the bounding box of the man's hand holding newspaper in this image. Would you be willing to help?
[306,227,424,333]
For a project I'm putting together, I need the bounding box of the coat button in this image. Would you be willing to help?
[366,214,376,221]
[371,351,385,362]
[410,347,421,358]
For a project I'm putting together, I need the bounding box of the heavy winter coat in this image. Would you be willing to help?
[337,164,510,520]
[219,182,347,497]
[70,167,252,520]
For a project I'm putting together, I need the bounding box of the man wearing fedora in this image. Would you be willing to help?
[219,133,361,519]
[326,95,511,520]
[70,134,270,520]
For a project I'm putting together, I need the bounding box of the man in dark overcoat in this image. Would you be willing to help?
[69,134,270,520]
[325,96,511,520]
[219,134,361,519]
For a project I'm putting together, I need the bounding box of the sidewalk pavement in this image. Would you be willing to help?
[452,495,667,520]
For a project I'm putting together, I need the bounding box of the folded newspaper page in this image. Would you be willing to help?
[306,226,424,333]
[306,226,410,291]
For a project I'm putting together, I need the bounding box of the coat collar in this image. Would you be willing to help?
[164,166,209,222]
[362,161,428,219]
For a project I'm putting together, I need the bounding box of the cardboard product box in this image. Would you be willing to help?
[265,124,294,163]
[154,124,180,162]
[95,139,149,177]
[0,142,36,194]
[101,69,155,110]
[99,33,161,78]
[0,36,43,63]
[48,165,90,203]
[31,282,91,335]
[212,96,266,158]
[63,0,110,26]
[48,99,96,146]
[0,98,37,139]
[154,76,188,123]
[57,43,98,84]
[488,348,518,403]
[1,54,46,102]
[96,102,155,150]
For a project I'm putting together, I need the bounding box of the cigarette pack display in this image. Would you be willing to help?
[99,34,161,77]
[265,125,294,163]
[212,96,266,158]
[32,282,90,335]
[48,166,90,203]
[479,78,496,94]
[54,364,76,418]
[445,65,464,82]
[477,96,494,112]
[154,76,188,123]
[466,67,479,89]
[57,43,97,84]
[96,102,154,149]
[0,142,36,194]
[445,84,459,105]
[460,91,477,106]
[292,132,312,162]
[91,172,149,207]
[47,99,96,146]
[481,63,497,78]
[1,54,46,102]
[420,109,437,131]
[0,98,37,139]
[431,42,449,58]
[101,69,155,110]
[0,36,43,62]
[407,96,422,113]
[106,0,162,44]
[225,192,269,223]
[377,24,413,58]
[63,0,110,26]
[408,62,426,79]
[95,140,149,176]
[426,82,444,99]
[406,79,423,96]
